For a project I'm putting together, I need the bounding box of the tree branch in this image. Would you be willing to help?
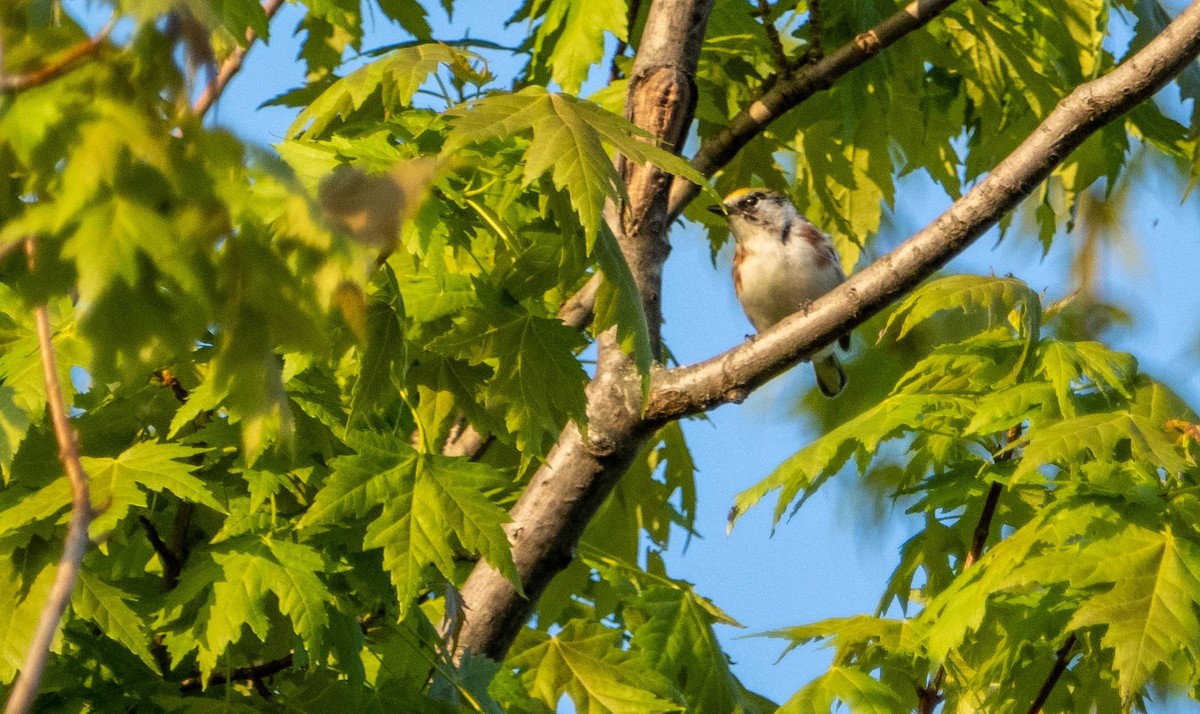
[453,0,1200,666]
[646,3,1200,421]
[0,19,114,94]
[558,0,964,331]
[179,653,294,693]
[918,425,1020,712]
[1027,633,1078,714]
[192,0,286,117]
[4,240,95,714]
[452,0,713,661]
[666,0,961,219]
[754,0,793,76]
[138,515,183,591]
[805,0,824,63]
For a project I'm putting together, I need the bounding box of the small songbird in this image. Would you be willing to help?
[708,188,851,397]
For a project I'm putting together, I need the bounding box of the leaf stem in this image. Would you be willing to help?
[4,240,95,714]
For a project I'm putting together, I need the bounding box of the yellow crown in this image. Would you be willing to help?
[722,187,760,203]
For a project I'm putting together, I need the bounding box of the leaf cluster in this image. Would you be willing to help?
[736,275,1200,711]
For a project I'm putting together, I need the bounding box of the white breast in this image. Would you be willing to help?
[737,232,844,332]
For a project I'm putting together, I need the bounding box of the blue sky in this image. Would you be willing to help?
[73,1,1200,709]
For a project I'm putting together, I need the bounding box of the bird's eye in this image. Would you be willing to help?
[742,194,759,209]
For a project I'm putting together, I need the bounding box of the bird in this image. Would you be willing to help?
[708,188,851,397]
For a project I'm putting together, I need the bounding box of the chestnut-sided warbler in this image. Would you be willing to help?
[708,188,850,397]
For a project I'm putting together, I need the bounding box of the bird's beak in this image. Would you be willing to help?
[706,205,726,216]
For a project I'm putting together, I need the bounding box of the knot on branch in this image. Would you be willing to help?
[854,29,883,54]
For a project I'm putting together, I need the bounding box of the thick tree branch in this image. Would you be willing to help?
[666,0,961,219]
[0,19,114,94]
[4,241,94,714]
[453,0,713,661]
[646,3,1200,421]
[454,0,1200,666]
[192,0,285,117]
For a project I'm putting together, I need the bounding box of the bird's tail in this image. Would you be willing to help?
[813,353,847,398]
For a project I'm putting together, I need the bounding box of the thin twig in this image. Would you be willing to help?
[609,0,643,83]
[805,0,823,63]
[192,0,286,117]
[918,425,1022,712]
[138,515,182,591]
[179,653,294,692]
[754,0,792,76]
[0,18,115,93]
[155,369,190,403]
[4,240,94,714]
[1027,634,1077,713]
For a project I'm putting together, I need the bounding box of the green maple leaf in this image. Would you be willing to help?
[347,265,408,426]
[74,571,159,672]
[1036,340,1138,417]
[592,221,653,376]
[780,666,907,714]
[299,431,518,612]
[0,546,56,684]
[1069,525,1200,700]
[0,441,220,539]
[1011,410,1188,484]
[432,300,588,455]
[159,535,334,681]
[510,621,683,713]
[291,44,476,137]
[630,586,772,713]
[445,86,713,245]
[732,394,932,528]
[884,276,1041,381]
[82,441,223,535]
[63,194,174,307]
[519,0,628,95]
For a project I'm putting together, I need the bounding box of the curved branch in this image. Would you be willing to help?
[0,19,114,94]
[666,0,961,218]
[646,1,1200,420]
[192,0,286,117]
[4,242,94,714]
[453,0,1200,665]
[557,0,964,331]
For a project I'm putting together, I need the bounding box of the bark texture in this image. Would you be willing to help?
[453,0,714,660]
